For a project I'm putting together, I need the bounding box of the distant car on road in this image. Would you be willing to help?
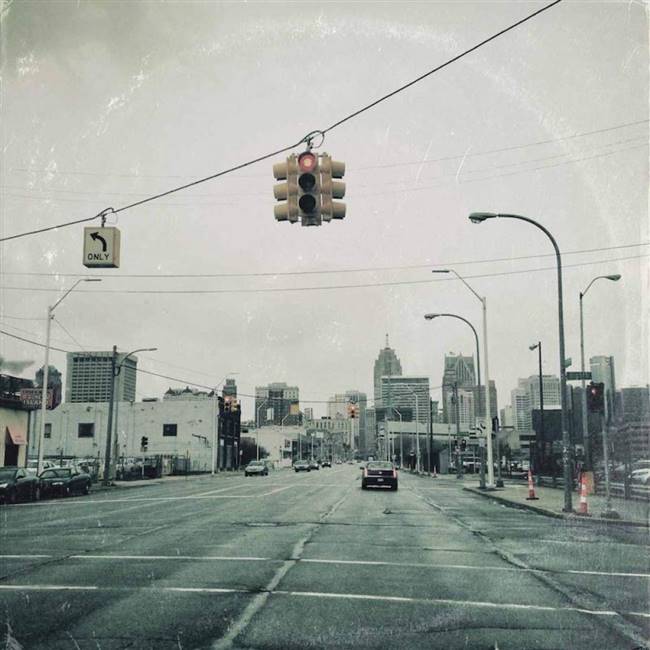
[309,460,320,470]
[39,467,91,498]
[321,460,331,468]
[0,467,41,503]
[362,461,398,491]
[245,460,269,477]
[294,460,311,472]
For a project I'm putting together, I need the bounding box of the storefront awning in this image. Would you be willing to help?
[6,425,27,446]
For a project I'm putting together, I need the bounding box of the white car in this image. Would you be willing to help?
[630,469,650,485]
[25,459,57,476]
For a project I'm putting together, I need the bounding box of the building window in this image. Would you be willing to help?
[163,423,177,437]
[44,423,52,439]
[78,423,95,438]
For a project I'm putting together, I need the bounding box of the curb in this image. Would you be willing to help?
[463,486,649,528]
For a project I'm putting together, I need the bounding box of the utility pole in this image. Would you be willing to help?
[454,382,462,479]
[103,346,118,486]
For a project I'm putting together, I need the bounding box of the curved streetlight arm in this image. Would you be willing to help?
[115,347,158,376]
[581,274,621,298]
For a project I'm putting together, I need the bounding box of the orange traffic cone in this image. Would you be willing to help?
[576,473,591,516]
[526,469,539,500]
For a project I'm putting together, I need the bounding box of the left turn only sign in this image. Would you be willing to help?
[83,227,121,268]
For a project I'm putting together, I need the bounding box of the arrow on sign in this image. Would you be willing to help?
[90,232,107,252]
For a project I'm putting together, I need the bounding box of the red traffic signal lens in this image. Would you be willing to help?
[298,152,317,172]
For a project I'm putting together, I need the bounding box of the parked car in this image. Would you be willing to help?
[0,467,41,503]
[361,461,398,491]
[294,460,311,472]
[25,459,57,476]
[630,469,650,485]
[245,460,269,477]
[39,467,92,497]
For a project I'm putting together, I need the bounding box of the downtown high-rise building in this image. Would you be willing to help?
[373,335,402,409]
[65,351,137,403]
[511,388,532,431]
[380,376,429,425]
[255,382,300,426]
[518,375,561,409]
[441,353,475,425]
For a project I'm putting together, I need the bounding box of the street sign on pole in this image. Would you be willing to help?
[567,371,592,381]
[83,227,121,268]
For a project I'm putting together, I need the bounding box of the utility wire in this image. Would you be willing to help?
[2,241,647,280]
[0,0,563,244]
[0,327,443,404]
[321,0,563,133]
[1,252,645,296]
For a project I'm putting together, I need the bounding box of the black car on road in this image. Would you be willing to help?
[0,466,41,503]
[294,460,311,472]
[362,461,398,491]
[39,467,92,498]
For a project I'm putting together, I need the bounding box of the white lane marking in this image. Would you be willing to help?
[70,555,272,562]
[627,611,650,619]
[2,554,647,580]
[272,590,619,616]
[0,584,99,591]
[299,558,650,579]
[0,584,245,594]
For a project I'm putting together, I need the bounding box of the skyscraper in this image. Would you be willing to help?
[380,377,429,424]
[373,335,402,409]
[441,353,475,424]
[65,351,137,403]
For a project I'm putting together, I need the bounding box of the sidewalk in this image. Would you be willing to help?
[464,481,649,527]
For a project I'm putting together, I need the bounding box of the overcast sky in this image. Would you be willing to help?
[0,0,647,419]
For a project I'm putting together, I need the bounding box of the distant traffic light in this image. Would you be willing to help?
[460,438,467,452]
[140,436,148,452]
[587,382,605,413]
[273,151,345,226]
[347,402,359,419]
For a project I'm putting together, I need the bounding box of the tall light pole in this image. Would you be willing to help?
[37,278,102,475]
[212,372,238,475]
[529,342,545,478]
[469,212,572,512]
[403,386,421,472]
[103,346,157,485]
[425,313,484,488]
[579,274,621,469]
[432,269,495,486]
[256,399,270,461]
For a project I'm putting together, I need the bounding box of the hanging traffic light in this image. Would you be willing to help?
[273,151,346,226]
[297,151,320,227]
[347,402,359,419]
[587,382,605,413]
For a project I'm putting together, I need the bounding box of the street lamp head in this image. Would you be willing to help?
[605,274,621,282]
[468,212,497,224]
[529,343,539,351]
[144,347,158,352]
[431,269,450,274]
[424,313,440,320]
[83,278,102,283]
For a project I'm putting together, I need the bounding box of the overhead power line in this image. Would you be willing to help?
[1,252,646,296]
[0,0,563,244]
[1,241,647,280]
[0,328,444,404]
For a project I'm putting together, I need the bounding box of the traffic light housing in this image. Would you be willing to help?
[273,151,345,226]
[587,382,605,413]
[460,438,467,452]
[140,436,148,452]
[347,403,359,419]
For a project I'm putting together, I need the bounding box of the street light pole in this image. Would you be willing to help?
[579,274,621,470]
[529,342,545,477]
[425,313,483,486]
[37,278,101,475]
[470,212,572,512]
[432,269,495,486]
[103,345,157,485]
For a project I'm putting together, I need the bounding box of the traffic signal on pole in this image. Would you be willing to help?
[587,382,605,413]
[296,151,320,227]
[141,436,148,452]
[347,403,359,419]
[460,438,467,452]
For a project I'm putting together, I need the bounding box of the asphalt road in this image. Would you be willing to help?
[0,465,648,649]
